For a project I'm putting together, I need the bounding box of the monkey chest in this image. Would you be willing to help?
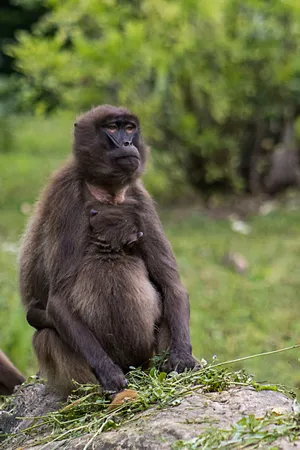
[72,257,161,335]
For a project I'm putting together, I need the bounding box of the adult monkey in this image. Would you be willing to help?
[19,105,196,396]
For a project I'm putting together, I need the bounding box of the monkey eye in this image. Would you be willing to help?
[90,209,98,217]
[125,124,136,133]
[105,123,118,133]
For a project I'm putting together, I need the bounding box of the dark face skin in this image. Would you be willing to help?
[101,116,140,172]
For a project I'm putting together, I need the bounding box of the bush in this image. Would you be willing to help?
[7,0,300,195]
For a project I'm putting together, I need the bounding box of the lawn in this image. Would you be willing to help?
[164,206,300,390]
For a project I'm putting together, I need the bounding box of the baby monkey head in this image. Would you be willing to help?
[73,105,148,187]
[88,203,143,251]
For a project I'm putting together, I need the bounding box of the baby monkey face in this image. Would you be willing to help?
[89,206,143,250]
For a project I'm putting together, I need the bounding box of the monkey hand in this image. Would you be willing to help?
[163,349,197,374]
[95,363,128,394]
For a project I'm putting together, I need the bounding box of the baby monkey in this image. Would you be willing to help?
[71,199,162,380]
[27,199,164,394]
[87,201,144,255]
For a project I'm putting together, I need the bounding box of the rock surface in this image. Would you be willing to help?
[0,383,299,449]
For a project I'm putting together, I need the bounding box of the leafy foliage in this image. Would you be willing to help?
[174,410,300,449]
[8,0,300,192]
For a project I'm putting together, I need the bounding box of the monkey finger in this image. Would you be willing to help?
[164,353,198,374]
[99,368,128,395]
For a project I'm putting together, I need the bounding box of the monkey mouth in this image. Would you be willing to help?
[116,152,140,161]
[115,155,139,162]
[115,155,140,172]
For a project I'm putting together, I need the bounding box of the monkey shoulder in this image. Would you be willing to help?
[128,181,163,228]
[41,159,82,212]
[29,160,89,280]
[35,161,90,242]
[128,180,151,200]
[126,181,155,214]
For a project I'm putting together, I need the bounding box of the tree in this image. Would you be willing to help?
[8,0,300,194]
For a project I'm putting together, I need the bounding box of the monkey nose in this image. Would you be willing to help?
[123,141,131,147]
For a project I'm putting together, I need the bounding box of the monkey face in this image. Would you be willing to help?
[101,116,140,172]
[73,105,147,186]
[88,205,143,250]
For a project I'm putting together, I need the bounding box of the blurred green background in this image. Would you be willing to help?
[1,0,300,393]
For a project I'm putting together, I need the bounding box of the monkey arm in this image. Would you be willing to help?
[47,295,127,393]
[19,204,49,313]
[19,214,53,330]
[137,189,196,372]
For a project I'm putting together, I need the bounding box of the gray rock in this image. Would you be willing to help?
[0,384,298,449]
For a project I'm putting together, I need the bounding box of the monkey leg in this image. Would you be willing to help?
[156,319,171,355]
[33,329,98,397]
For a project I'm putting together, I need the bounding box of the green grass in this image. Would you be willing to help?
[2,365,284,448]
[164,207,300,390]
[173,410,300,449]
[1,114,300,391]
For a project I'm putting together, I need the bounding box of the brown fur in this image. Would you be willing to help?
[74,198,161,372]
[0,350,25,395]
[19,105,195,396]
